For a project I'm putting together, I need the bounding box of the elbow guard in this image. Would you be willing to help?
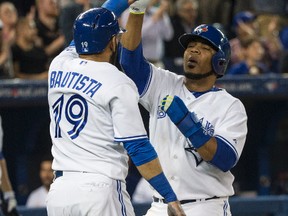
[123,138,157,166]
[210,137,237,172]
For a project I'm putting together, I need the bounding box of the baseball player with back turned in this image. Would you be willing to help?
[105,0,249,215]
[46,0,185,215]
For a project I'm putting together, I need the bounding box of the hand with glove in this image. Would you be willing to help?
[1,191,20,216]
[129,0,150,14]
[160,95,211,148]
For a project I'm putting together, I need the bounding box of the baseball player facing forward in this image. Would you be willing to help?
[104,0,248,215]
[46,2,185,216]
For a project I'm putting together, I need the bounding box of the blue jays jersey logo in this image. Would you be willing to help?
[199,118,214,136]
[185,139,203,166]
[157,105,166,119]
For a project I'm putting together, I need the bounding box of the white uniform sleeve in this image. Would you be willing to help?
[214,98,248,161]
[107,83,147,142]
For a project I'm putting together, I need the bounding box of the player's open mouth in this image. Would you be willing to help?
[187,59,197,68]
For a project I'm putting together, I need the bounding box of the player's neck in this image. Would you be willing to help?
[79,53,110,63]
[184,76,216,92]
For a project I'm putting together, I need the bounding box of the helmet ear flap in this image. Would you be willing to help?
[212,51,228,77]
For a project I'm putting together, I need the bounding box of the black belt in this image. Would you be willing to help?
[153,196,219,205]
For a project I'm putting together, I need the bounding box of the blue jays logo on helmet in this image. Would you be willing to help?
[178,24,231,77]
[194,26,208,34]
[73,8,125,54]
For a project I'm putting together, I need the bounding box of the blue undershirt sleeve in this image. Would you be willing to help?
[209,137,237,172]
[101,0,129,18]
[118,43,151,95]
[123,138,157,166]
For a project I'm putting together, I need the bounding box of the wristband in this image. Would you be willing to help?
[148,172,177,203]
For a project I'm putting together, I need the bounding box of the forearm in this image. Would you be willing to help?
[137,158,177,202]
[197,137,217,161]
[121,13,144,51]
[0,159,13,192]
[136,157,162,180]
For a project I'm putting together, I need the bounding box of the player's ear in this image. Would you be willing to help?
[109,36,117,53]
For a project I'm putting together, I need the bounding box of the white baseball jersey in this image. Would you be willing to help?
[140,64,247,200]
[48,46,147,181]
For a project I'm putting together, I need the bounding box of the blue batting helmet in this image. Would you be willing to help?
[178,24,231,77]
[73,7,124,54]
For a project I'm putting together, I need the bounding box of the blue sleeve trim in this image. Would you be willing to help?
[114,134,148,142]
[119,43,151,95]
[0,152,3,160]
[123,138,157,166]
[148,173,177,202]
[209,137,238,172]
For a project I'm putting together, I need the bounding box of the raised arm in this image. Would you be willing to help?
[104,0,152,95]
[121,11,144,51]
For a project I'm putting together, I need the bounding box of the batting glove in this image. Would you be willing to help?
[161,95,211,148]
[129,0,150,14]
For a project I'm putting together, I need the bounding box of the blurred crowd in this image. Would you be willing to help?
[0,0,287,80]
[0,0,287,207]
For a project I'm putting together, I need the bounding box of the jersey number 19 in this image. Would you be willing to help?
[52,94,88,139]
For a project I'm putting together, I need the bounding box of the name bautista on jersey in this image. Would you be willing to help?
[49,71,102,98]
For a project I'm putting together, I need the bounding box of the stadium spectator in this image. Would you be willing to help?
[0,2,18,46]
[255,14,285,73]
[59,0,96,47]
[0,2,18,79]
[197,0,234,31]
[12,17,48,80]
[229,11,258,67]
[121,0,173,68]
[26,157,53,208]
[34,0,65,64]
[0,19,13,78]
[163,0,199,74]
[227,37,268,75]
